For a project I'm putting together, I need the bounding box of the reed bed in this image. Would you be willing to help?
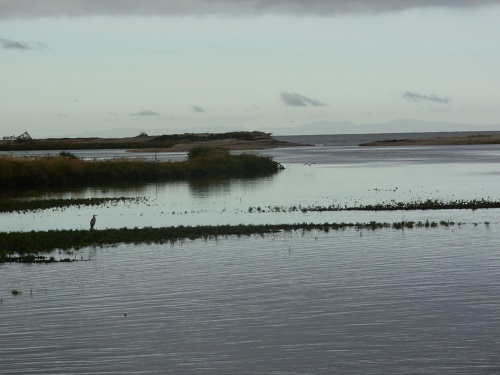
[0,220,477,263]
[0,148,280,188]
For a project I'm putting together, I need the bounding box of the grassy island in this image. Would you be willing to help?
[0,147,282,189]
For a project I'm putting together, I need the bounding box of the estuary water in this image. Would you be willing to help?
[1,133,500,374]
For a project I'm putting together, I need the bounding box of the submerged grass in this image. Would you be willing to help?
[248,198,500,213]
[0,220,474,263]
[4,197,499,215]
[0,197,142,213]
[0,148,280,189]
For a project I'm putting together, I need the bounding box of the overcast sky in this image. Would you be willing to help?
[1,0,499,136]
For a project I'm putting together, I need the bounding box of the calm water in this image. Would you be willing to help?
[2,228,500,374]
[1,134,500,374]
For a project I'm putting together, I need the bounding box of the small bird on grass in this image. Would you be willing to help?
[90,215,97,230]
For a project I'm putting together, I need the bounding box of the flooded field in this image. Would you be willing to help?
[1,140,500,373]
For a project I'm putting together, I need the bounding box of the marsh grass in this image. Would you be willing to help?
[0,197,141,213]
[0,149,280,189]
[247,199,500,213]
[0,220,477,263]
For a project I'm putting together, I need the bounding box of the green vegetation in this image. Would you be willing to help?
[0,147,280,189]
[0,220,478,263]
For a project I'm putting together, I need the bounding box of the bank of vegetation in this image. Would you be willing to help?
[0,147,281,189]
[0,220,477,263]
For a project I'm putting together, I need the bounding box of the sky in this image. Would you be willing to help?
[1,0,500,137]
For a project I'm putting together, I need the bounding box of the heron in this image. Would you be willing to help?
[90,215,97,230]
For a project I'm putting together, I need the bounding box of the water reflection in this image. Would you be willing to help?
[187,178,236,198]
[2,144,500,232]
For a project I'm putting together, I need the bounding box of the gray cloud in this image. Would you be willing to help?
[192,105,205,113]
[0,38,47,50]
[401,91,452,104]
[281,92,326,107]
[131,110,160,116]
[0,0,497,18]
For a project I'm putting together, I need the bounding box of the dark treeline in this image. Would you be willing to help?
[0,147,280,189]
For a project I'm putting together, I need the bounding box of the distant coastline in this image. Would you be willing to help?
[359,132,500,147]
[0,131,303,152]
[3,130,500,152]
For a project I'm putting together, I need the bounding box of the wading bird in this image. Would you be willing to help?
[90,215,97,230]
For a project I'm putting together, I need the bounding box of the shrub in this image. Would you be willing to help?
[187,146,229,160]
[59,151,78,159]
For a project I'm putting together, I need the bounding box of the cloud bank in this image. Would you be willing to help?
[281,92,326,107]
[0,38,47,50]
[0,0,498,18]
[130,110,160,116]
[192,106,205,113]
[401,91,452,104]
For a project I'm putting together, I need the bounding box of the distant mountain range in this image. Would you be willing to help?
[262,119,500,136]
[63,119,500,138]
